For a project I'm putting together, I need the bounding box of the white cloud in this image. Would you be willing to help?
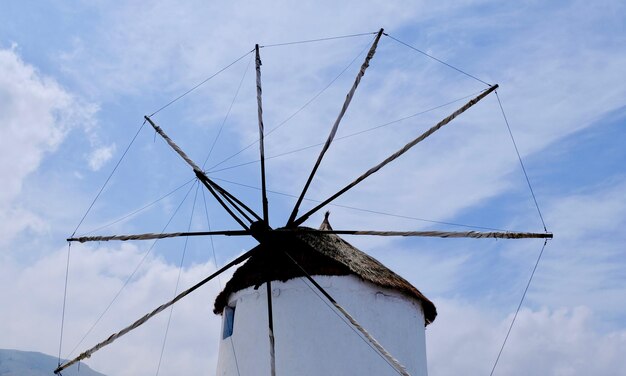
[88,144,117,171]
[427,299,626,376]
[0,47,98,243]
[422,176,626,375]
[0,242,229,376]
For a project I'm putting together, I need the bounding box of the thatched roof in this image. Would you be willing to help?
[213,215,437,325]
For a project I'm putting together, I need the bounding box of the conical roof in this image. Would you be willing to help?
[214,214,437,325]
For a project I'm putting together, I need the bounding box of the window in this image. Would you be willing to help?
[223,306,235,339]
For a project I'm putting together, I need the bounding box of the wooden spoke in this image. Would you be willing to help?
[288,228,552,240]
[287,28,384,227]
[257,45,275,375]
[54,248,258,374]
[67,230,250,243]
[255,44,270,225]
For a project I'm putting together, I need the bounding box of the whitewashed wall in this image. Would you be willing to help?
[216,274,428,376]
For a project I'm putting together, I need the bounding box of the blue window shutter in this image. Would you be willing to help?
[223,306,235,339]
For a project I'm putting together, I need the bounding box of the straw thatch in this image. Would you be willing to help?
[213,216,437,325]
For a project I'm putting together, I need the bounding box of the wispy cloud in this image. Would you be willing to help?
[88,144,117,171]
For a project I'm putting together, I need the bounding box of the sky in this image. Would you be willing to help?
[0,0,625,375]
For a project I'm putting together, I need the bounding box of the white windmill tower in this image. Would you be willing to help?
[214,213,436,375]
[55,28,551,376]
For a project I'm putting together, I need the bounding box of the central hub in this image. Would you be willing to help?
[250,220,273,243]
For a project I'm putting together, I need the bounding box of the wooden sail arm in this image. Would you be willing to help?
[292,84,499,227]
[54,248,258,374]
[255,44,270,225]
[67,230,250,243]
[255,45,276,376]
[286,229,553,239]
[287,28,384,227]
[144,115,202,172]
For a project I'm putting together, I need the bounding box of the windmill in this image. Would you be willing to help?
[54,28,552,375]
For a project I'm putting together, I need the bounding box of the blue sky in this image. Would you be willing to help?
[1,1,625,375]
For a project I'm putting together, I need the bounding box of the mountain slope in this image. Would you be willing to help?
[0,349,106,376]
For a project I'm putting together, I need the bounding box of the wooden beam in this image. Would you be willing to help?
[287,28,385,227]
[67,230,250,243]
[54,248,258,374]
[288,228,553,240]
